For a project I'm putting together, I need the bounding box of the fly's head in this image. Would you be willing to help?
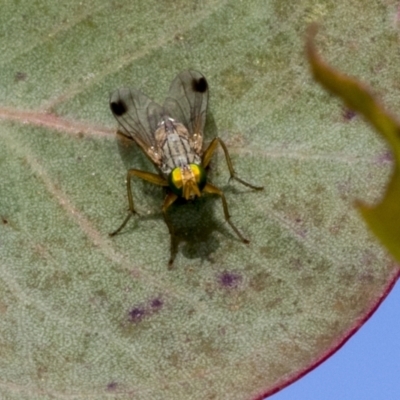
[168,164,207,200]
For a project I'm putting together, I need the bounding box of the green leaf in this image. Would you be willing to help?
[307,24,400,264]
[0,1,398,399]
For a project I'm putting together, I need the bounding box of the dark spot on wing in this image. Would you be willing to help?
[192,77,208,93]
[110,99,128,116]
[1,215,8,225]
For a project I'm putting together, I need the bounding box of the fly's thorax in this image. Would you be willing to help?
[155,117,189,144]
[168,164,207,200]
[155,117,201,175]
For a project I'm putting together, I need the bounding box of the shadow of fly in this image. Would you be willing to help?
[109,70,263,266]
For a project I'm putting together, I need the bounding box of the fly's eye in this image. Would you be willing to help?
[168,168,183,196]
[190,164,207,191]
[192,77,208,93]
[110,99,128,116]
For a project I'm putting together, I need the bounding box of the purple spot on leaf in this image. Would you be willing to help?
[15,72,27,82]
[376,150,393,164]
[342,108,356,121]
[128,296,165,323]
[128,307,146,323]
[150,298,163,309]
[107,381,117,391]
[218,271,242,288]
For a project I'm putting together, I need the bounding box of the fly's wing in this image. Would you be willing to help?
[109,88,163,163]
[163,70,209,142]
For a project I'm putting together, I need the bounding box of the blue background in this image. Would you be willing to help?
[268,276,400,400]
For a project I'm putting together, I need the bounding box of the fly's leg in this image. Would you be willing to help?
[202,137,264,190]
[161,192,179,267]
[203,183,249,243]
[109,169,168,236]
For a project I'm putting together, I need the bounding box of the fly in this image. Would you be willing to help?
[109,70,263,265]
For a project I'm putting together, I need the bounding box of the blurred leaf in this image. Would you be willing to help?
[307,24,400,264]
[0,1,399,400]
